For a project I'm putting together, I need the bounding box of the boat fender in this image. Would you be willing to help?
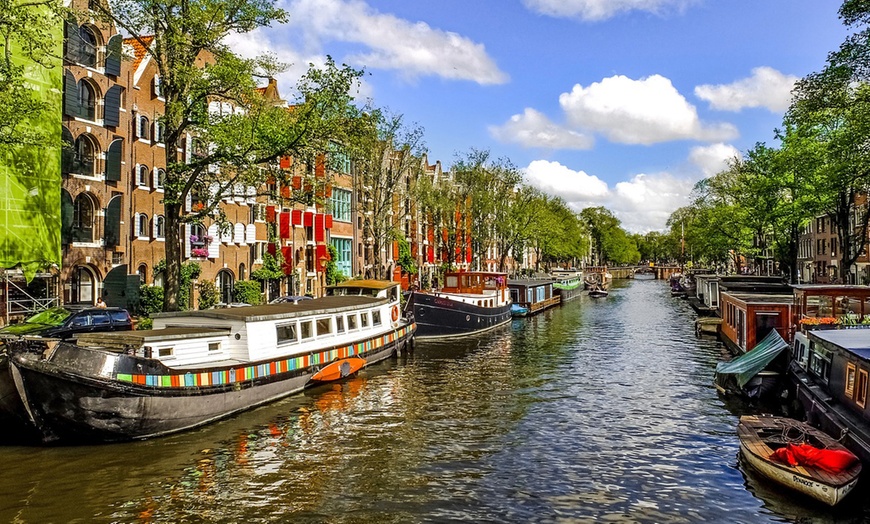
[391,305,399,322]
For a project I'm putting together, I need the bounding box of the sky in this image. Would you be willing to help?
[226,0,851,233]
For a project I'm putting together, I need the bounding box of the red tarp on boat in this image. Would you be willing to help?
[770,443,859,474]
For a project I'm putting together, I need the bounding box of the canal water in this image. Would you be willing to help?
[1,280,869,523]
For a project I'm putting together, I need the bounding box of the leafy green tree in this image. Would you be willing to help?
[324,244,344,285]
[233,280,262,305]
[197,280,219,310]
[90,0,361,310]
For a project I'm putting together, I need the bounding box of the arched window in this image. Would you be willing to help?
[78,80,97,120]
[137,115,150,140]
[154,215,165,239]
[154,168,165,189]
[153,120,165,144]
[74,134,96,176]
[239,263,246,280]
[70,265,96,304]
[72,193,96,242]
[78,26,99,67]
[136,213,149,238]
[217,270,234,305]
[137,264,147,285]
[136,164,149,187]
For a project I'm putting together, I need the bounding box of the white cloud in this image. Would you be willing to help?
[283,0,508,85]
[694,67,799,112]
[687,143,740,178]
[558,74,738,145]
[609,173,696,232]
[523,160,609,202]
[523,0,696,21]
[489,108,594,150]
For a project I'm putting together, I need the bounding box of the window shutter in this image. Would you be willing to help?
[61,127,74,174]
[64,71,79,118]
[207,225,220,258]
[105,139,122,181]
[61,190,74,244]
[184,224,192,258]
[245,224,256,244]
[152,166,158,189]
[104,196,122,247]
[64,21,83,63]
[234,223,245,245]
[152,215,158,239]
[104,35,122,76]
[103,85,122,127]
[184,191,192,212]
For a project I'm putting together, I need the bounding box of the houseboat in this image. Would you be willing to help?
[7,280,415,443]
[551,269,584,303]
[508,279,560,317]
[583,266,611,290]
[719,292,794,354]
[408,271,511,339]
[788,285,870,465]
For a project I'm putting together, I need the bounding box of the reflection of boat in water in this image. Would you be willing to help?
[408,271,512,339]
[8,280,414,443]
[738,414,861,506]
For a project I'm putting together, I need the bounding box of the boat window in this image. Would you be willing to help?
[372,310,381,326]
[390,286,399,302]
[336,315,345,333]
[316,317,332,336]
[846,363,857,398]
[158,347,173,357]
[361,312,369,328]
[347,314,358,331]
[276,323,298,344]
[446,276,458,288]
[857,369,869,408]
[300,320,314,340]
[209,342,221,352]
[808,344,832,383]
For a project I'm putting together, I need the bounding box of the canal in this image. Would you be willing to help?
[1,280,869,523]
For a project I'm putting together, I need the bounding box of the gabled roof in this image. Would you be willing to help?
[124,36,154,72]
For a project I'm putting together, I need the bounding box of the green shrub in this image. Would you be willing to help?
[139,285,164,316]
[198,280,219,310]
[136,317,153,330]
[233,280,263,305]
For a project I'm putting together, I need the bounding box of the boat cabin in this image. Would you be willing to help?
[792,285,870,331]
[437,271,509,307]
[719,292,794,354]
[508,279,560,316]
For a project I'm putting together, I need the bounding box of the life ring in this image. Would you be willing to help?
[391,305,399,322]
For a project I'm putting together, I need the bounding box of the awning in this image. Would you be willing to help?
[715,330,789,387]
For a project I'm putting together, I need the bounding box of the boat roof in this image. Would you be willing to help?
[508,279,554,287]
[722,292,794,305]
[329,280,398,291]
[154,296,384,323]
[77,327,231,347]
[444,271,506,277]
[810,329,870,359]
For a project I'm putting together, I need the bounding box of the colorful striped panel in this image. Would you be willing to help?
[116,327,411,388]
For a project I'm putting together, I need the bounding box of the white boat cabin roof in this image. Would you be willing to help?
[153,295,388,323]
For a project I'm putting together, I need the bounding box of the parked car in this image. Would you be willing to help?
[0,307,72,340]
[36,308,133,341]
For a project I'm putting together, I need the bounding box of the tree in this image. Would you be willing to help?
[346,107,425,279]
[0,0,62,148]
[90,0,361,310]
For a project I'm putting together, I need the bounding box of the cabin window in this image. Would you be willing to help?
[316,318,332,336]
[158,347,173,357]
[276,323,298,344]
[300,320,314,340]
[336,316,345,333]
[209,342,221,352]
[390,286,398,302]
[446,276,458,288]
[846,363,857,398]
[856,369,869,409]
[347,314,358,331]
[793,339,807,366]
[372,310,381,326]
[361,312,369,328]
[808,344,832,384]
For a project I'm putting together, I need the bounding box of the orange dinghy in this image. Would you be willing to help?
[309,357,366,383]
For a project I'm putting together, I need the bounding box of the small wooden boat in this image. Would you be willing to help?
[510,303,530,316]
[738,414,861,506]
[310,356,365,383]
[588,286,608,298]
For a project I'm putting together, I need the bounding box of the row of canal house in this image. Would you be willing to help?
[8,0,505,321]
[693,274,870,465]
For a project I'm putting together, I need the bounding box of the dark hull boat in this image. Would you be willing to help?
[8,281,415,444]
[410,271,512,339]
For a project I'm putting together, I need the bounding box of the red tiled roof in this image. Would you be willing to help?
[124,35,154,72]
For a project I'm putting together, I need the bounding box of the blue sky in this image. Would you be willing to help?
[227,0,850,232]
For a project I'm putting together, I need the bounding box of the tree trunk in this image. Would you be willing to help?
[163,202,182,311]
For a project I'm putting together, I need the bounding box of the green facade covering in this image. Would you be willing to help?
[0,6,63,280]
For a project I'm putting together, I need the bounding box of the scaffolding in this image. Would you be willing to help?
[0,269,60,327]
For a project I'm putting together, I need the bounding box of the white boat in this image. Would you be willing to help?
[738,414,861,506]
[8,280,415,443]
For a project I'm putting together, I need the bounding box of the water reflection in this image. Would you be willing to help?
[2,281,870,522]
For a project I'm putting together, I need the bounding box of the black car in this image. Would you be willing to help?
[37,308,133,341]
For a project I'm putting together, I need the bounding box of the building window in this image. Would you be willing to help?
[136,213,149,238]
[154,215,165,239]
[330,188,352,222]
[154,168,165,189]
[328,142,351,174]
[72,193,95,243]
[78,26,98,67]
[78,80,97,120]
[137,264,147,285]
[330,237,352,279]
[154,120,165,144]
[137,115,150,140]
[74,135,96,176]
[136,165,149,187]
